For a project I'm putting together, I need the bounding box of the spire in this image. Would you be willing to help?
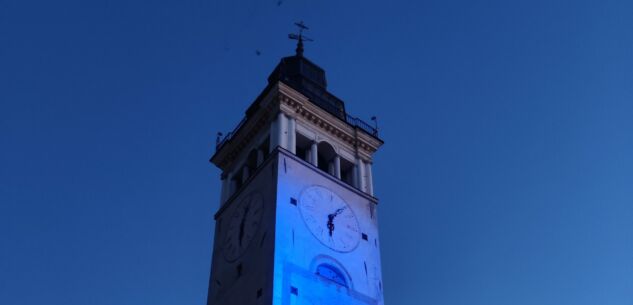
[288,21,313,57]
[296,37,304,57]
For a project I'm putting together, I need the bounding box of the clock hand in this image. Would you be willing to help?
[333,206,347,217]
[327,207,347,237]
[238,221,245,247]
[238,205,250,246]
[327,214,335,237]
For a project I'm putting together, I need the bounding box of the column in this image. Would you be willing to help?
[310,141,318,166]
[228,173,236,197]
[356,158,366,192]
[220,173,229,205]
[287,116,296,154]
[242,166,250,184]
[365,161,374,196]
[269,115,279,153]
[277,112,288,150]
[334,155,341,179]
[256,149,264,167]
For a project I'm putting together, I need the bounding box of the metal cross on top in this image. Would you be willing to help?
[288,21,313,57]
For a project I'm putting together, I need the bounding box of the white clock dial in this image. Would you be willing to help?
[223,192,264,261]
[299,185,360,252]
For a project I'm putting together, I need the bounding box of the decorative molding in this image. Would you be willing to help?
[211,82,383,170]
[277,82,382,159]
[211,86,279,170]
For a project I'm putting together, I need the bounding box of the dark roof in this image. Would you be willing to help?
[266,55,347,120]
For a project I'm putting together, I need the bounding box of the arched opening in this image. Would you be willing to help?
[316,264,348,288]
[317,141,336,175]
[246,149,258,172]
[258,135,270,159]
[231,170,243,191]
[295,132,312,163]
[340,157,355,186]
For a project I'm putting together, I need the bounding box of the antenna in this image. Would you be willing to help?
[371,116,379,132]
[288,21,313,57]
[215,132,223,150]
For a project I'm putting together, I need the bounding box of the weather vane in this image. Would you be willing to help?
[288,21,313,57]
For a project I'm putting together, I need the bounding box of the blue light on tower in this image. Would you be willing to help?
[317,264,348,287]
[207,25,384,305]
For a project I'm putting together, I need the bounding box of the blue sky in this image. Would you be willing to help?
[1,0,632,304]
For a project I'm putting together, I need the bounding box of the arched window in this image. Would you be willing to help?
[295,132,312,162]
[316,264,348,287]
[339,157,355,186]
[317,141,336,175]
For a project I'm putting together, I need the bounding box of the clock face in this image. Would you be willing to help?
[223,192,264,262]
[299,185,360,252]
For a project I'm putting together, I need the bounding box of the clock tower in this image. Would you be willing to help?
[207,31,384,305]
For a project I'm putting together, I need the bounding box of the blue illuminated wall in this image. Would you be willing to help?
[207,148,383,305]
[272,149,384,305]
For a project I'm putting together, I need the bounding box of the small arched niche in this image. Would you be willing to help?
[316,264,348,288]
[310,255,352,289]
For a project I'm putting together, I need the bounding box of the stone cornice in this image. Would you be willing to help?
[277,82,383,160]
[210,84,279,170]
[210,82,383,171]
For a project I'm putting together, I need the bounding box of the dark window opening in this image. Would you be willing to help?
[295,132,312,162]
[317,141,336,175]
[317,155,329,172]
[246,149,258,174]
[340,157,355,186]
[232,171,243,190]
[259,135,270,160]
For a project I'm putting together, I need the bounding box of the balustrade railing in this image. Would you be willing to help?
[345,114,378,137]
[215,111,378,152]
[215,117,247,151]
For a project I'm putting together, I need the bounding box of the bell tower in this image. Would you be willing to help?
[207,27,384,305]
